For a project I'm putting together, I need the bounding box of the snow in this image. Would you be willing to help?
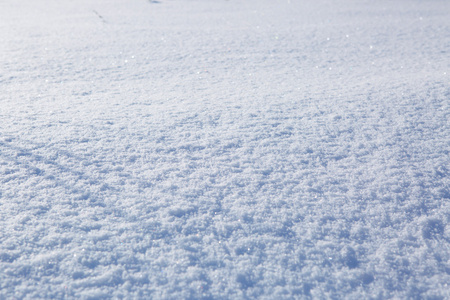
[1,0,449,298]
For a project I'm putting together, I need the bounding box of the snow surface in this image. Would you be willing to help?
[1,0,449,298]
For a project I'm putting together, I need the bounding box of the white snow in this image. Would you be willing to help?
[1,0,449,298]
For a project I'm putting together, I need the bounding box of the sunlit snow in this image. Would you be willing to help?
[1,0,449,298]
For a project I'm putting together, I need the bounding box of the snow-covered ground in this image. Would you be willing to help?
[1,0,449,298]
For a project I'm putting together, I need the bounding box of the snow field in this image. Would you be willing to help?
[1,0,449,298]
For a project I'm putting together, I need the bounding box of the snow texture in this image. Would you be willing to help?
[1,0,449,298]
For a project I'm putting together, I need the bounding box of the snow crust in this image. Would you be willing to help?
[1,0,449,298]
